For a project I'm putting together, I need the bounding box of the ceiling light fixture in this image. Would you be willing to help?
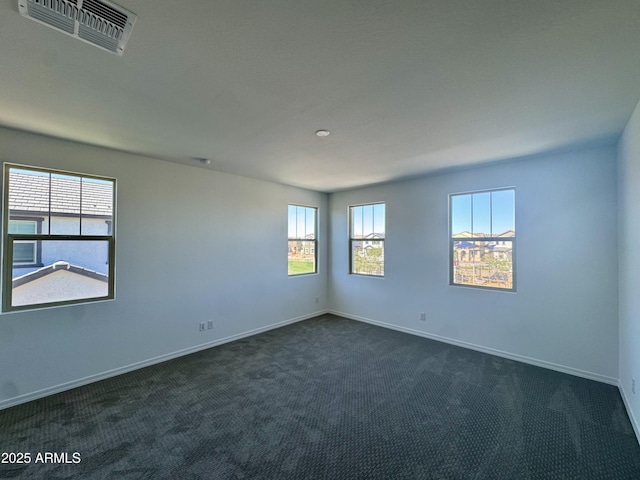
[315,130,330,137]
[192,157,211,166]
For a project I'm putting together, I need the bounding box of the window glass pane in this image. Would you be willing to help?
[8,168,50,230]
[451,194,471,237]
[352,240,384,276]
[9,220,36,234]
[352,206,363,238]
[491,189,515,236]
[373,203,385,238]
[11,239,111,307]
[287,205,296,238]
[13,241,36,264]
[296,206,306,238]
[50,173,81,235]
[288,240,316,275]
[305,208,316,239]
[288,206,316,240]
[472,192,491,237]
[361,204,374,236]
[452,240,513,289]
[81,177,114,235]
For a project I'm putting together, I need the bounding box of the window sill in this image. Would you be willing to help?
[449,283,516,293]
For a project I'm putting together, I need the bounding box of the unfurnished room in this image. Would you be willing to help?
[0,1,639,479]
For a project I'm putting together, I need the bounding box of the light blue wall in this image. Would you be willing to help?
[329,146,619,382]
[0,124,631,428]
[618,99,640,438]
[0,127,329,408]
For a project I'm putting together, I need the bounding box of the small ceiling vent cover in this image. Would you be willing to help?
[18,0,137,55]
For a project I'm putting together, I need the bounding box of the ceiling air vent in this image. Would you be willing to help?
[18,0,137,56]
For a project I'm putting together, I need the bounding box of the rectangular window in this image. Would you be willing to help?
[3,164,116,312]
[450,188,515,291]
[288,205,317,276]
[9,220,38,265]
[350,203,385,276]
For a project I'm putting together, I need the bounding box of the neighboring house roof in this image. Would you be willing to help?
[9,171,113,217]
[12,261,108,287]
[352,233,384,240]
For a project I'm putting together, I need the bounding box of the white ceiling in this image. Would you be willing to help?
[1,1,639,192]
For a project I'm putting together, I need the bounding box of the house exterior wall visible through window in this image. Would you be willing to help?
[2,164,116,312]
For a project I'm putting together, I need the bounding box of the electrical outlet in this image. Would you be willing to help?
[207,320,214,330]
[315,297,320,304]
[633,378,636,395]
[199,322,206,332]
[419,312,426,321]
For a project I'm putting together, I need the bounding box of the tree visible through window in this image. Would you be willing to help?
[288,205,317,276]
[350,203,385,276]
[450,188,515,290]
[2,164,116,312]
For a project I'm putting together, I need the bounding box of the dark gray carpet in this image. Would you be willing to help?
[0,314,639,479]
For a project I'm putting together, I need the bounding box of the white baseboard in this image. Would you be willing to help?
[0,309,329,411]
[328,310,618,386]
[619,381,640,446]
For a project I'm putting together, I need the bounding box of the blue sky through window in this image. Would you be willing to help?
[351,203,385,238]
[288,205,316,239]
[451,189,514,236]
